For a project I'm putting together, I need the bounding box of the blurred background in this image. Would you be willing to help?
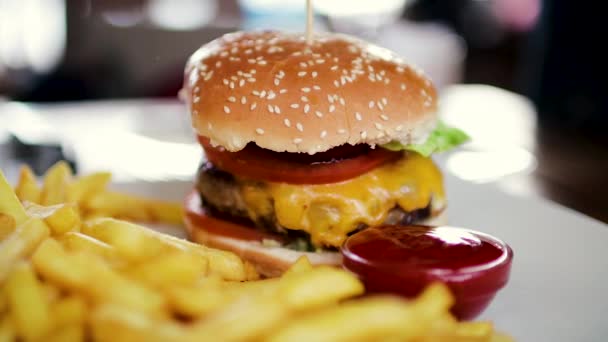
[0,0,606,222]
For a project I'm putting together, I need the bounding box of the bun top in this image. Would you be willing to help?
[183,31,438,154]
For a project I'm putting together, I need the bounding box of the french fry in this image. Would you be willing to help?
[283,256,313,276]
[50,295,87,329]
[0,218,49,282]
[189,295,288,341]
[278,266,365,311]
[67,171,111,204]
[267,296,431,342]
[45,324,84,342]
[40,161,72,205]
[166,276,227,317]
[0,213,15,240]
[58,231,117,261]
[15,165,41,203]
[90,304,185,342]
[85,191,183,225]
[0,316,16,342]
[5,261,51,341]
[0,170,27,226]
[83,218,255,281]
[32,239,166,316]
[127,251,208,288]
[45,204,81,235]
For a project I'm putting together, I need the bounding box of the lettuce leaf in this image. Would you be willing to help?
[381,121,469,157]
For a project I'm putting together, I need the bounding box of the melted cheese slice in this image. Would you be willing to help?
[240,153,444,247]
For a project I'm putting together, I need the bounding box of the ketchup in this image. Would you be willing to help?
[342,225,513,320]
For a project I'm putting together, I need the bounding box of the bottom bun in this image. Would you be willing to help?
[185,210,447,278]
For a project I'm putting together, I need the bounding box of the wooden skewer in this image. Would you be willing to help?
[306,0,313,44]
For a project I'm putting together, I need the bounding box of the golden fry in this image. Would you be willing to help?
[58,231,117,261]
[50,295,87,329]
[278,266,364,311]
[128,252,208,288]
[5,261,51,341]
[85,191,184,225]
[67,171,111,204]
[15,165,41,203]
[90,304,185,342]
[45,204,81,235]
[45,324,84,342]
[40,161,72,205]
[0,170,27,226]
[0,213,16,240]
[0,218,49,282]
[0,316,16,342]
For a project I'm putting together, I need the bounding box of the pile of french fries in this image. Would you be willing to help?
[0,162,511,341]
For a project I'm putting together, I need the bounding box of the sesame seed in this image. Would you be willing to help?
[208,122,213,130]
[316,59,325,64]
[331,65,339,71]
[298,71,307,77]
[421,89,427,96]
[260,90,267,98]
[204,71,214,81]
[193,96,200,103]
[396,66,404,73]
[327,95,334,103]
[375,122,383,130]
[256,128,265,135]
[355,112,362,121]
[274,105,281,114]
[300,62,307,68]
[220,51,228,57]
[267,91,276,100]
[231,76,238,81]
[252,90,260,96]
[284,118,291,127]
[339,97,345,106]
[229,82,235,89]
[313,85,321,90]
[268,104,274,113]
[380,70,386,76]
[304,104,310,114]
[248,78,256,83]
[312,71,318,78]
[396,125,403,131]
[216,61,222,68]
[290,103,299,109]
[228,96,236,103]
[296,123,304,132]
[280,89,287,94]
[293,138,303,144]
[258,60,267,65]
[329,105,336,113]
[400,83,407,91]
[320,131,327,139]
[377,102,384,111]
[361,131,367,139]
[338,128,346,134]
[308,60,314,66]
[301,96,309,102]
[384,78,390,85]
[301,87,311,93]
[315,110,323,117]
[239,79,245,87]
[223,106,231,114]
[251,69,256,74]
[382,97,388,105]
[250,102,257,110]
[369,101,375,109]
[241,96,247,104]
[248,59,256,64]
[333,80,340,87]
[278,70,285,78]
[223,79,229,85]
[274,79,280,86]
[380,114,389,121]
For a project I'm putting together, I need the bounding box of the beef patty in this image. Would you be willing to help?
[196,162,431,240]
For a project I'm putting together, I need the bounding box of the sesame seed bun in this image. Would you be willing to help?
[183,31,438,154]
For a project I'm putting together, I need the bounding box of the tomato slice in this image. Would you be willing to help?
[184,191,285,243]
[198,136,402,184]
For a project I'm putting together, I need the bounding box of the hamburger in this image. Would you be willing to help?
[181,31,468,277]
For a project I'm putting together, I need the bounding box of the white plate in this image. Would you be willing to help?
[114,174,608,342]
